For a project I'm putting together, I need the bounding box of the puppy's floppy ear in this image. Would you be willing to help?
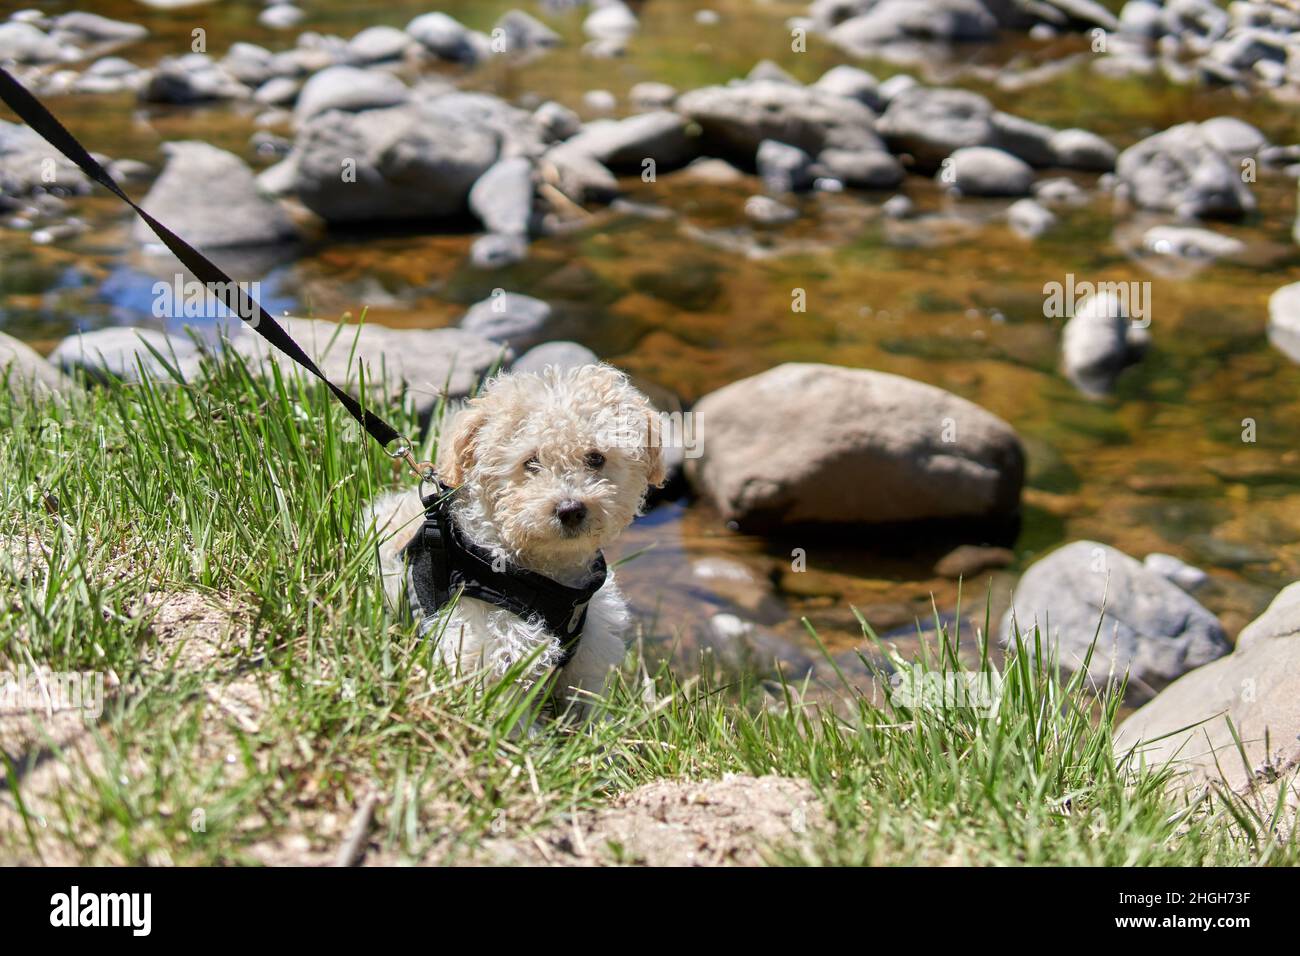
[439,405,487,487]
[641,407,667,488]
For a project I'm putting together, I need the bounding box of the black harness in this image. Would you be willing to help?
[402,482,607,667]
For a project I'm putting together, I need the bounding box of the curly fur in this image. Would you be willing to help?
[366,363,665,717]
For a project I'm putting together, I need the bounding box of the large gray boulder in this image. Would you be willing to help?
[562,112,697,170]
[290,101,501,223]
[1267,282,1300,365]
[512,341,597,375]
[0,330,74,398]
[675,80,879,158]
[685,363,1025,531]
[1115,123,1256,219]
[132,142,298,249]
[1002,541,1230,702]
[1115,587,1300,802]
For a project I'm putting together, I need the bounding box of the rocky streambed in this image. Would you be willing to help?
[3,2,1300,772]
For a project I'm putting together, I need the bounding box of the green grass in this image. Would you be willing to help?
[0,337,1295,865]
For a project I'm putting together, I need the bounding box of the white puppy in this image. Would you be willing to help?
[367,364,665,715]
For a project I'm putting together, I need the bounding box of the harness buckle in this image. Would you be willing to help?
[385,435,437,484]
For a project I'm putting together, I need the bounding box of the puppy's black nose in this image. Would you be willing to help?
[555,499,587,529]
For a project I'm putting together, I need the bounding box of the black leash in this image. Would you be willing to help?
[0,65,433,480]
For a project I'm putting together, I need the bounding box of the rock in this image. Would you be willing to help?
[53,12,147,43]
[1007,198,1056,238]
[291,101,500,223]
[1142,224,1245,259]
[1033,177,1088,206]
[680,157,746,185]
[0,120,92,197]
[1118,1,1164,38]
[1143,553,1208,592]
[584,1,639,42]
[743,195,798,225]
[582,89,617,115]
[346,25,413,64]
[50,327,205,383]
[231,319,505,414]
[1048,128,1117,171]
[141,54,248,103]
[1061,290,1148,396]
[405,11,480,63]
[254,76,299,107]
[1041,0,1119,30]
[1236,582,1300,649]
[1198,115,1268,160]
[542,144,620,203]
[133,142,297,249]
[469,157,535,236]
[1267,282,1300,364]
[817,148,905,189]
[941,146,1035,197]
[512,341,597,375]
[934,544,1015,579]
[876,73,919,104]
[827,0,998,54]
[470,233,528,270]
[990,111,1057,166]
[258,5,304,30]
[292,65,407,123]
[563,111,696,170]
[1114,595,1300,799]
[0,329,73,397]
[0,22,65,63]
[1115,123,1255,219]
[881,194,914,218]
[534,100,582,141]
[877,86,995,172]
[756,139,814,193]
[747,59,800,85]
[1002,541,1229,701]
[812,65,882,110]
[676,80,879,158]
[685,363,1025,531]
[494,9,562,52]
[220,42,277,87]
[460,292,552,349]
[629,81,677,110]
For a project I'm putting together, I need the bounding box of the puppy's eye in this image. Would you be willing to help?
[584,451,606,470]
[524,455,541,474]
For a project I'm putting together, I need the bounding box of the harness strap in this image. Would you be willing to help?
[404,484,606,667]
[0,66,404,453]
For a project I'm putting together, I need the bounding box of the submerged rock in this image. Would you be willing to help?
[1061,290,1149,396]
[940,146,1035,196]
[685,363,1025,531]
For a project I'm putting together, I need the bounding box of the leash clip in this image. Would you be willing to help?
[385,436,437,484]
